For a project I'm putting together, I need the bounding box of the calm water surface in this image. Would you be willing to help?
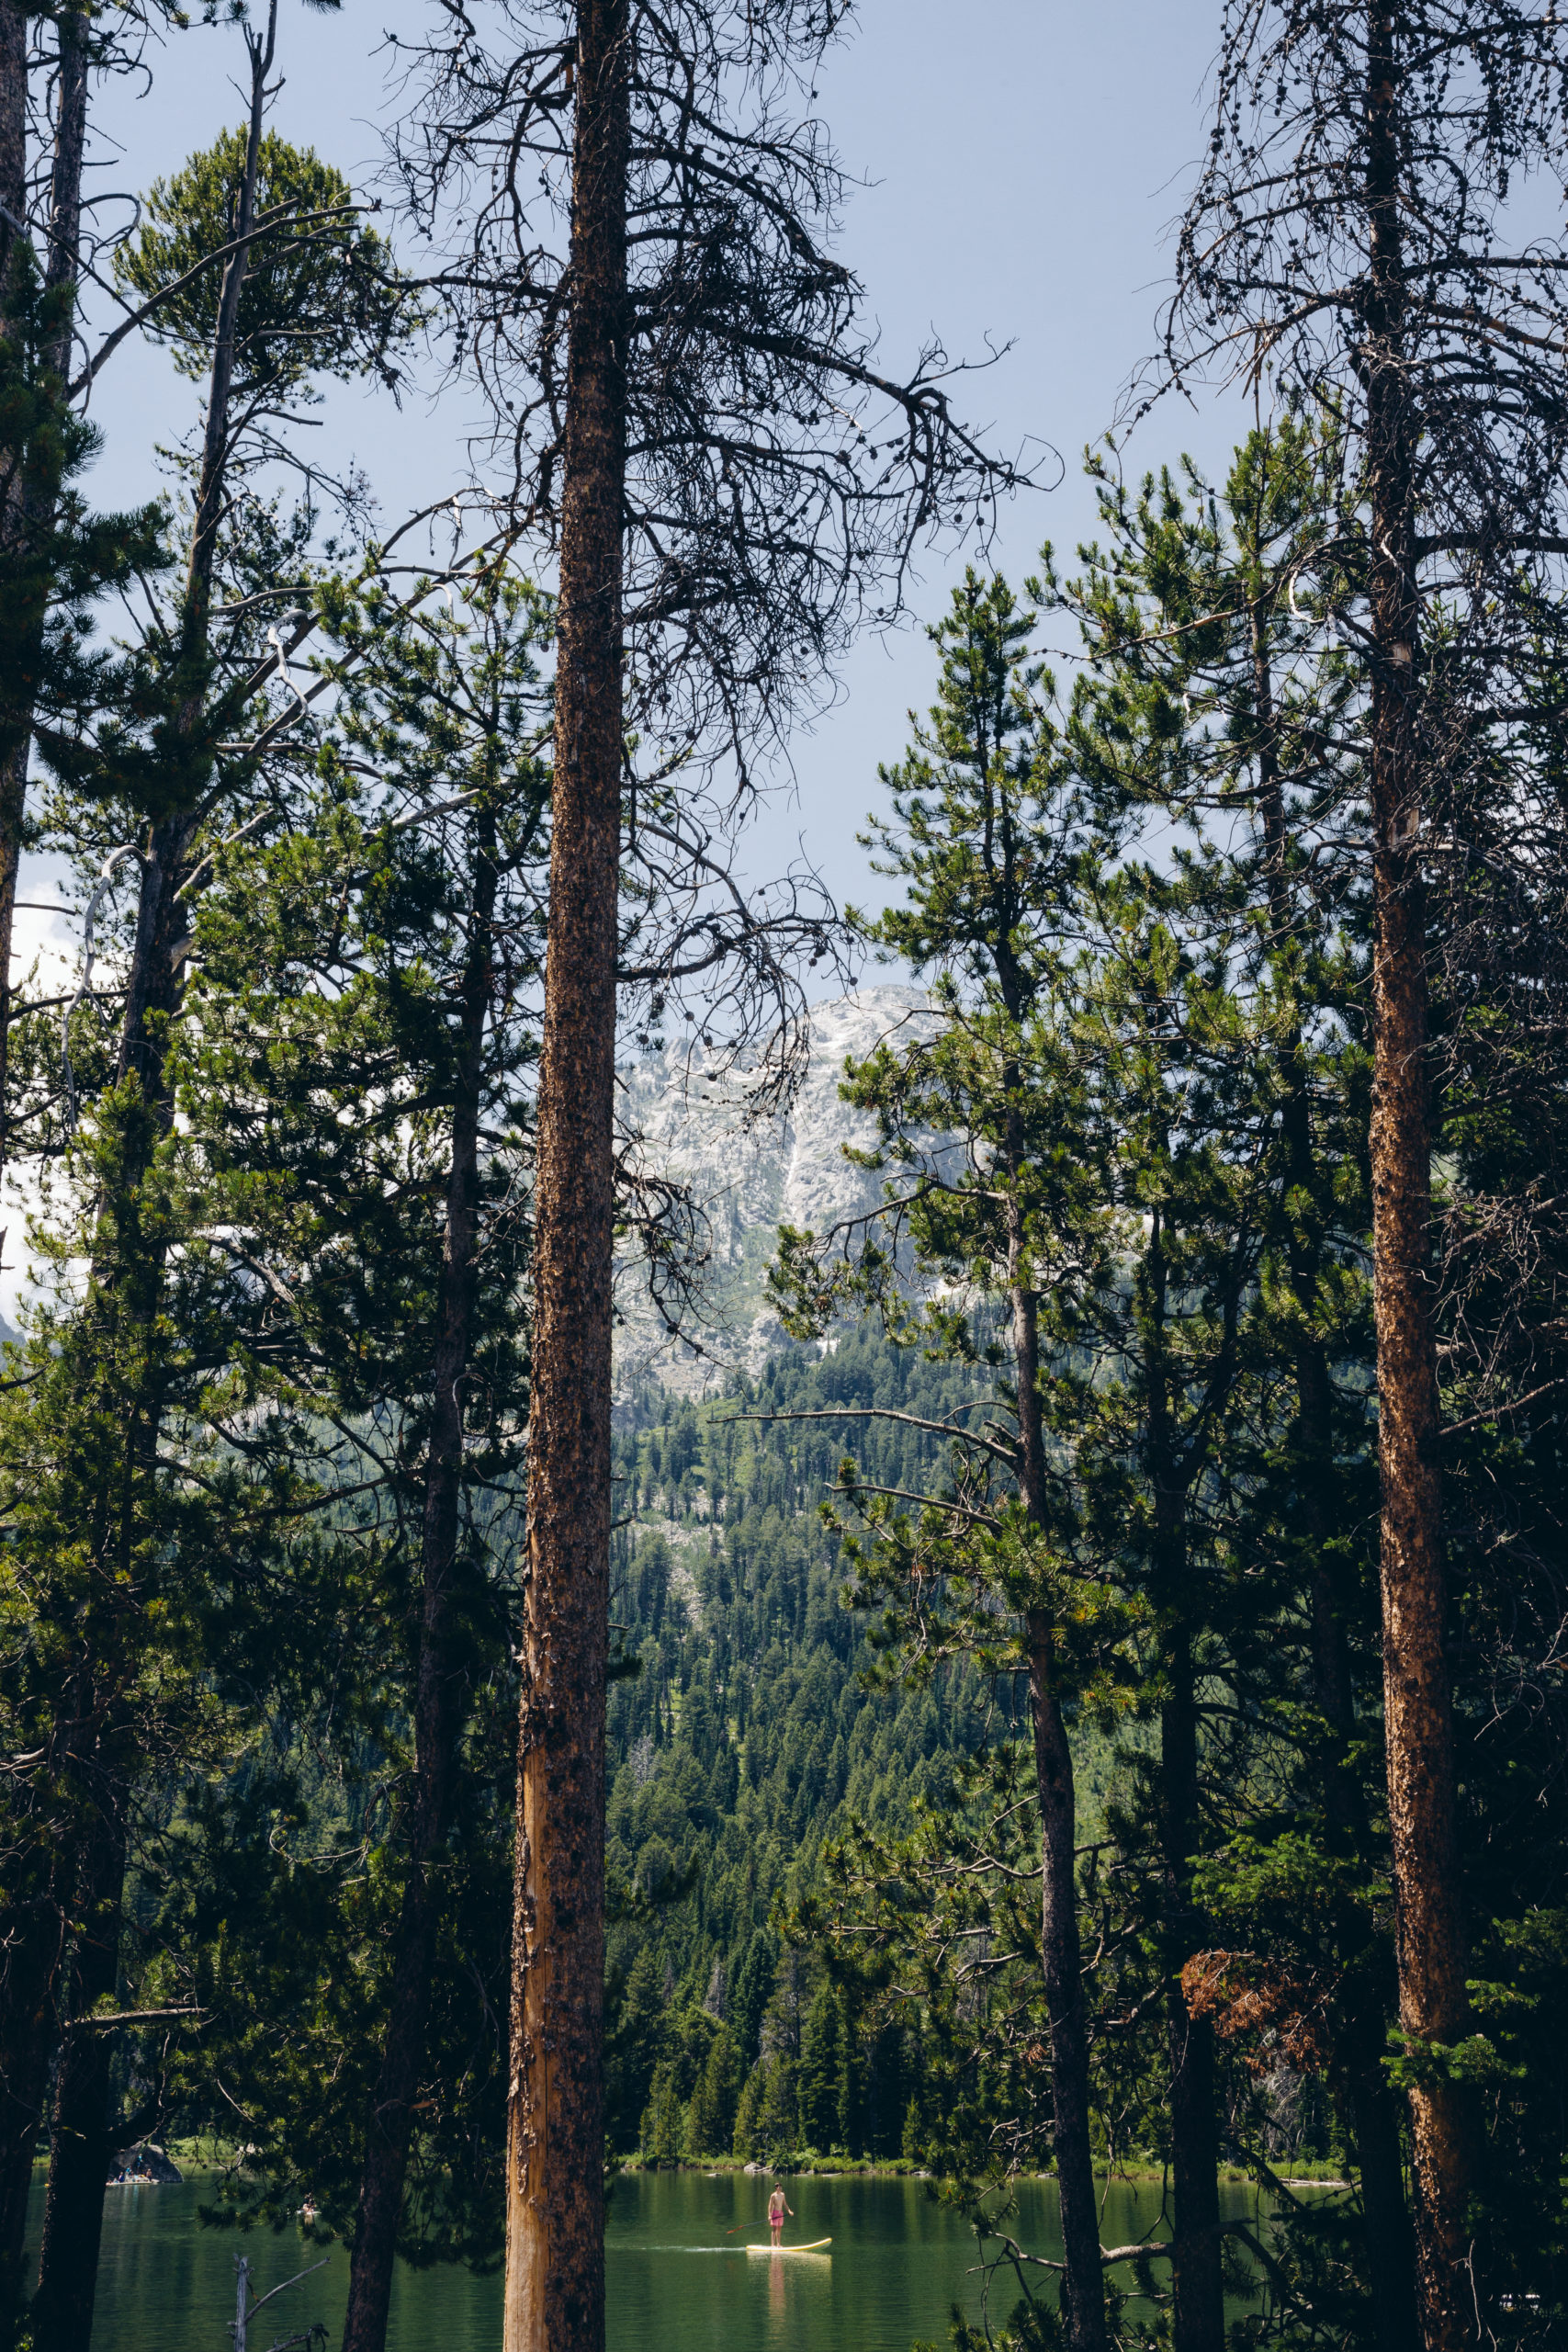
[28,2166,1281,2351]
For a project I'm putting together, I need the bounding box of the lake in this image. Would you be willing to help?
[28,2165,1290,2350]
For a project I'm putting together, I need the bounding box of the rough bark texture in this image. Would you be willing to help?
[1362,16,1475,2345]
[29,1821,126,2352]
[1010,1257,1107,2352]
[502,7,627,2347]
[1254,599,1419,2350]
[340,808,496,2352]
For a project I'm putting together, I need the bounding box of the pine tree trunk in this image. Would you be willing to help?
[1254,598,1420,2351]
[502,6,627,2346]
[340,808,496,2352]
[1142,1204,1224,2352]
[1362,17,1474,2344]
[1009,1255,1107,2352]
[29,1821,126,2352]
[1160,1615,1224,2352]
[1024,1612,1106,2352]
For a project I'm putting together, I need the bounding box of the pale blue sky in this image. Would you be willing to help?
[71,0,1249,919]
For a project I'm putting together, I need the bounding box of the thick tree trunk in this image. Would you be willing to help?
[340,808,496,2352]
[502,6,627,2348]
[1253,600,1420,2351]
[1009,1256,1106,2352]
[30,1820,126,2352]
[1362,17,1475,2346]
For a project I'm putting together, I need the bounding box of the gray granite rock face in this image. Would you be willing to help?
[615,985,934,1396]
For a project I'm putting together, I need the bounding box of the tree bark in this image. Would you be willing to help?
[502,6,627,2347]
[341,806,496,2352]
[29,1816,126,2352]
[1252,582,1420,2351]
[1362,17,1475,2346]
[1010,1250,1107,2352]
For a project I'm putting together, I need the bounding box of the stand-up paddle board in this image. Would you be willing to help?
[746,2239,831,2256]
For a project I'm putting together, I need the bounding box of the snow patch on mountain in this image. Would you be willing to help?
[615,984,933,1396]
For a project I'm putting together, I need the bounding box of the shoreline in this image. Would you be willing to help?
[618,2156,1354,2189]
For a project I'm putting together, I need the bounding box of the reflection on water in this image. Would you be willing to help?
[28,2164,1291,2351]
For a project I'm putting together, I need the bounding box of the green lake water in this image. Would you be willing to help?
[28,2166,1290,2350]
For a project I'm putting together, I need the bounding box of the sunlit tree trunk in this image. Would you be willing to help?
[503,6,627,2346]
[1362,17,1475,2344]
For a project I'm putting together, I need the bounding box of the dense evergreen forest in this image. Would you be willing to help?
[602,1329,1050,2170]
[3,3,1568,2352]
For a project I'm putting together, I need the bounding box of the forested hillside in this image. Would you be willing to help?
[602,1325,1046,2165]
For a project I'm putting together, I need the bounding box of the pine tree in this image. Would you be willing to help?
[1049,419,1416,2346]
[1166,13,1568,2336]
[798,1980,841,2152]
[389,10,1016,2330]
[179,569,548,2347]
[773,571,1118,2352]
[0,40,418,2343]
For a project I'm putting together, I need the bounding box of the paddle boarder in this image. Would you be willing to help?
[767,2182,793,2246]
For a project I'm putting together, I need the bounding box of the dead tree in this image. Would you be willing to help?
[1158,6,1568,2344]
[389,6,1023,2346]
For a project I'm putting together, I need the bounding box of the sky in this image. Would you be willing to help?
[6,0,1255,1304]
[70,0,1253,876]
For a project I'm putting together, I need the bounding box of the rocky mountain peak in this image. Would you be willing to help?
[615,984,931,1395]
